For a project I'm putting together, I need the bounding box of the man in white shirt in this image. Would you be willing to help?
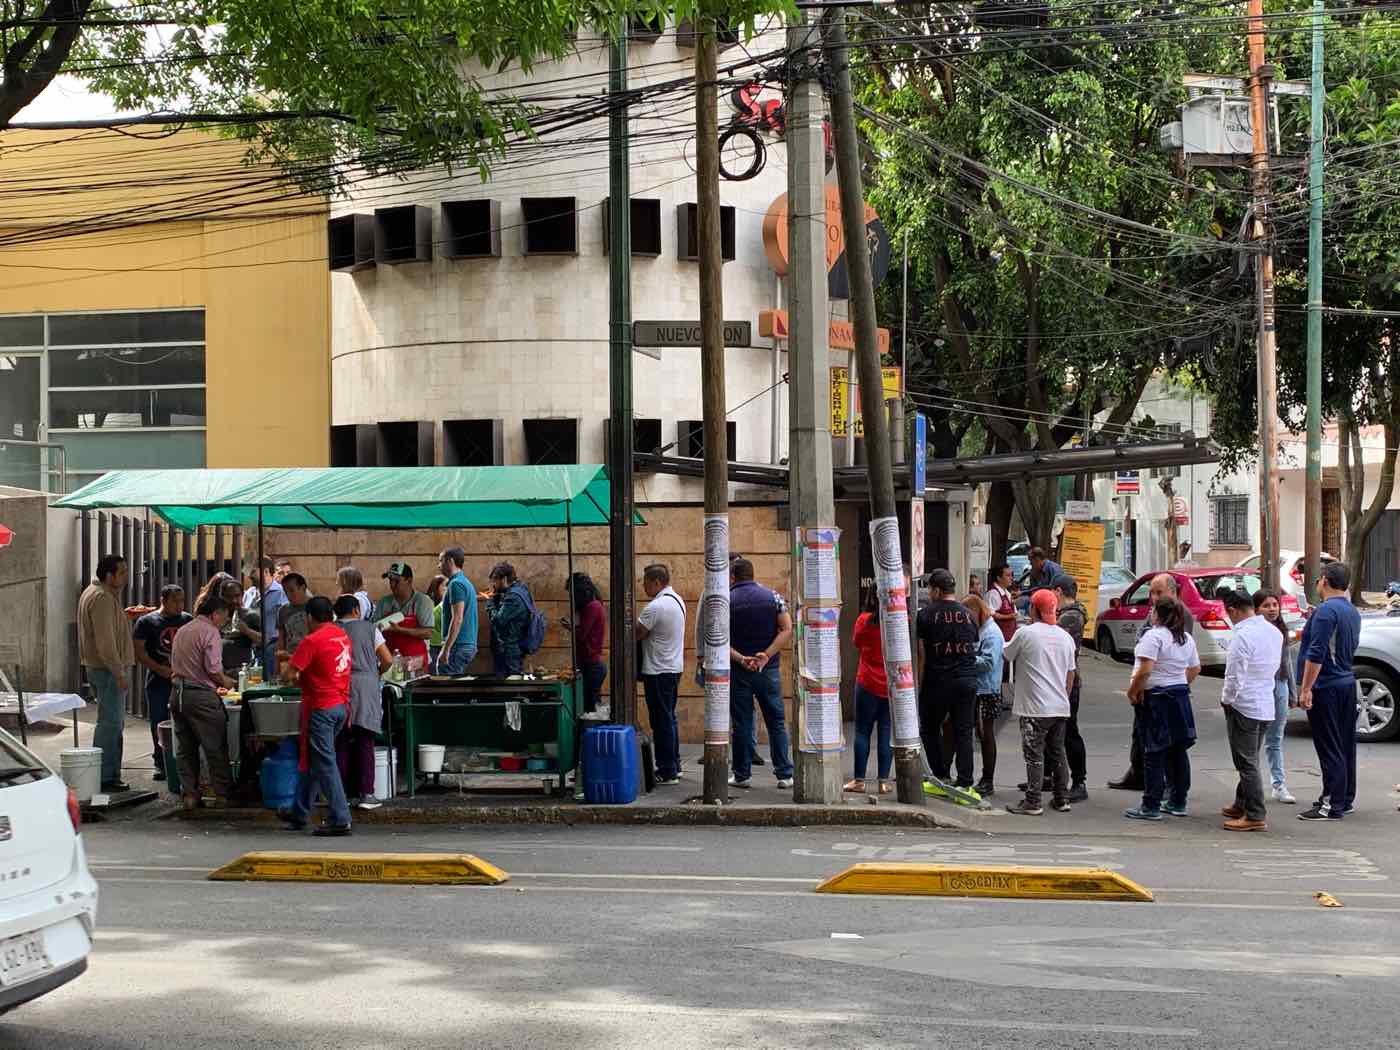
[636,563,687,785]
[1220,588,1282,831]
[1002,589,1077,816]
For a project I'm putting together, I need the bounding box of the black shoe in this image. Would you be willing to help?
[751,754,766,767]
[100,780,131,793]
[1107,772,1143,791]
[1298,806,1342,821]
[152,768,166,782]
[313,824,353,837]
[974,780,995,798]
[1068,782,1089,803]
[276,806,307,831]
[1016,779,1053,792]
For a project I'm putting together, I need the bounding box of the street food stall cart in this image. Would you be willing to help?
[53,465,637,799]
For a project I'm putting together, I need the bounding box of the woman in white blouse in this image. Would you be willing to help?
[1123,597,1201,821]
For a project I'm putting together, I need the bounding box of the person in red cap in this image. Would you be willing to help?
[1002,588,1077,816]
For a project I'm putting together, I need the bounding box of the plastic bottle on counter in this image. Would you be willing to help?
[388,653,404,683]
[237,663,248,692]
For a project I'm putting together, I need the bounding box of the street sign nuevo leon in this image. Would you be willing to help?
[631,320,752,348]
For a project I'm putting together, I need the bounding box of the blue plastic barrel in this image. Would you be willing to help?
[581,724,639,804]
[259,739,300,811]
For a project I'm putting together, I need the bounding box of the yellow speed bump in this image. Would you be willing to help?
[208,851,508,886]
[815,863,1152,902]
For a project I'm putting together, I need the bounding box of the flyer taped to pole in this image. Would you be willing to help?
[870,516,920,748]
[793,527,843,753]
[701,513,731,745]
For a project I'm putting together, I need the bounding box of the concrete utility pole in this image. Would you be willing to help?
[607,19,637,727]
[696,20,730,806]
[823,8,924,806]
[1303,0,1325,597]
[1247,0,1281,590]
[785,10,841,804]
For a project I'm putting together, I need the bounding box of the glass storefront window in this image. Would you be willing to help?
[49,388,206,430]
[47,310,204,346]
[0,355,40,439]
[48,345,205,388]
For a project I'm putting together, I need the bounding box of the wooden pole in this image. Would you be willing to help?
[697,20,730,805]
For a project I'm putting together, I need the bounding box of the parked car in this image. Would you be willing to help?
[1097,563,1137,609]
[1352,613,1400,742]
[0,729,98,1015]
[1094,568,1304,669]
[1006,542,1031,582]
[1237,549,1336,605]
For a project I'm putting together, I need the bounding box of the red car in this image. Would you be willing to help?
[1094,568,1303,668]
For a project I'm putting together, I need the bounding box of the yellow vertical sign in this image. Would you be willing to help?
[1059,520,1105,639]
[831,367,901,437]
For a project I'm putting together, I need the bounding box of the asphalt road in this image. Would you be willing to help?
[7,658,1400,1049]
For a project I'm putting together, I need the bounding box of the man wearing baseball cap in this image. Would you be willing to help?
[371,562,435,667]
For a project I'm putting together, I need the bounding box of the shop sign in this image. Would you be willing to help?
[830,366,901,438]
[758,310,890,354]
[1115,471,1140,495]
[761,187,892,300]
[1171,495,1190,526]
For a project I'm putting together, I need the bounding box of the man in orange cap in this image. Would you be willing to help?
[1002,589,1077,816]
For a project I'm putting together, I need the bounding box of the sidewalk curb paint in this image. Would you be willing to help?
[208,851,509,886]
[814,864,1154,902]
[174,803,966,831]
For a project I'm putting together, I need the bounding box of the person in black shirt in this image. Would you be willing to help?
[916,567,981,789]
[132,585,192,780]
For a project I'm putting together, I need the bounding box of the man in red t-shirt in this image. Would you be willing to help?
[280,596,353,835]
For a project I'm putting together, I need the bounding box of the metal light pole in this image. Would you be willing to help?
[1303,0,1325,597]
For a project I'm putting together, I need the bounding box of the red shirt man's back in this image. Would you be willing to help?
[290,623,352,709]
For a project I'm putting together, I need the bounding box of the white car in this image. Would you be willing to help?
[0,730,98,1015]
[1097,563,1137,608]
[1237,550,1336,604]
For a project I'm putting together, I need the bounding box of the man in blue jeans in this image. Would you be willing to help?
[637,563,687,785]
[1297,561,1363,821]
[436,546,479,676]
[728,558,794,789]
[279,597,354,836]
[78,554,135,792]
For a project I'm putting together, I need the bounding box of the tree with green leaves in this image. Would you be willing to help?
[853,2,1250,554]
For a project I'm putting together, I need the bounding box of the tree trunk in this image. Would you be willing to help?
[986,480,1015,564]
[1012,475,1058,549]
[1337,408,1399,605]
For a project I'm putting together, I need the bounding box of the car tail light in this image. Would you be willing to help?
[1200,609,1231,630]
[1291,568,1305,586]
[1281,595,1301,614]
[67,788,81,833]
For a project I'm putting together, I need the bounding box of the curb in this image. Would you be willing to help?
[173,801,966,831]
[815,862,1154,902]
[208,850,509,885]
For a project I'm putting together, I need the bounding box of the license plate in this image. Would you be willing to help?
[0,930,51,986]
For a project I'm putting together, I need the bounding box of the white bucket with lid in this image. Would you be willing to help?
[417,744,445,774]
[373,747,397,800]
[59,747,103,802]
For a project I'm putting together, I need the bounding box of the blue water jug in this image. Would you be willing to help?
[581,724,639,805]
[259,739,300,811]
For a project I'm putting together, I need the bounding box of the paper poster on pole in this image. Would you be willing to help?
[797,527,840,603]
[701,513,731,744]
[1060,519,1105,639]
[870,515,921,747]
[800,679,843,751]
[800,606,841,680]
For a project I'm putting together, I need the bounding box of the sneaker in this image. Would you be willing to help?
[357,799,382,811]
[313,824,352,837]
[1297,805,1337,821]
[1067,782,1089,803]
[657,776,682,786]
[954,783,982,801]
[922,781,948,799]
[776,777,794,789]
[1005,800,1043,816]
[1272,785,1297,804]
[727,775,751,789]
[1123,806,1164,822]
[1051,799,1072,813]
[974,780,995,798]
[1162,802,1190,817]
[752,755,766,767]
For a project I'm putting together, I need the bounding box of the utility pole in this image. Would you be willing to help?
[696,19,730,806]
[785,11,842,804]
[1247,0,1281,591]
[1304,0,1325,597]
[606,20,637,727]
[824,8,924,806]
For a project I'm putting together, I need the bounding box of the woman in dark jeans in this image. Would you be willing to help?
[564,573,607,712]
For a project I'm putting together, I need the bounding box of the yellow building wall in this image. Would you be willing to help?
[0,129,329,468]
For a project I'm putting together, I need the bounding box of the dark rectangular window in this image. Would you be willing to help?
[604,417,663,467]
[0,316,43,347]
[0,355,40,439]
[523,418,579,465]
[676,203,736,262]
[603,198,662,257]
[373,205,433,265]
[328,214,376,271]
[49,346,205,388]
[677,419,736,460]
[443,419,504,466]
[377,421,434,466]
[521,197,578,255]
[331,424,377,467]
[1213,496,1249,547]
[48,310,204,346]
[441,200,501,259]
[50,387,206,429]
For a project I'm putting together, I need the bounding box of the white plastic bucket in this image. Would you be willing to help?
[59,747,103,802]
[224,701,241,770]
[417,744,445,774]
[373,747,397,800]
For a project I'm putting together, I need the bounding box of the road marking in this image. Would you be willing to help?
[757,925,1400,993]
[793,841,1125,869]
[1225,847,1386,882]
[433,843,705,853]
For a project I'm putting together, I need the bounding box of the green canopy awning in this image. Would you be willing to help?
[52,465,642,531]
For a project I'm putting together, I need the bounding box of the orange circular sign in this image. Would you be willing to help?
[762,188,890,300]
